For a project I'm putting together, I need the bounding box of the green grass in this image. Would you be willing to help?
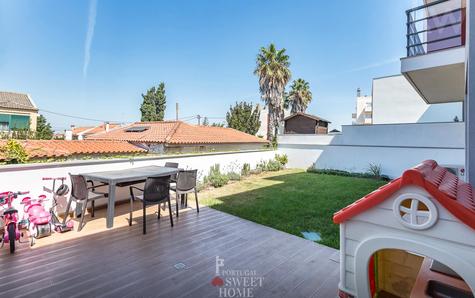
[201,169,386,249]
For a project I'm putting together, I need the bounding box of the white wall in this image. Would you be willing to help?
[278,122,465,178]
[0,150,276,217]
[353,95,372,125]
[372,75,463,124]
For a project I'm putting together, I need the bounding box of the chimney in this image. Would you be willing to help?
[356,88,361,97]
[65,130,73,141]
[105,122,110,132]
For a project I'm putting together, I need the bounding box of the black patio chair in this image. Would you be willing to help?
[129,176,174,234]
[170,170,199,217]
[64,174,108,231]
[164,162,179,183]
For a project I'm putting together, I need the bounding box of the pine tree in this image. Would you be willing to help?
[35,114,54,139]
[155,82,166,120]
[140,82,167,121]
[226,102,261,135]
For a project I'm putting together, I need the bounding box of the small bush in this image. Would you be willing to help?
[250,168,263,175]
[241,163,251,176]
[367,163,382,179]
[307,165,390,181]
[204,164,230,188]
[274,154,288,167]
[227,171,241,181]
[257,158,283,172]
[2,139,29,164]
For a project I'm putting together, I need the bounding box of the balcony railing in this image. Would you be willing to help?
[406,0,465,57]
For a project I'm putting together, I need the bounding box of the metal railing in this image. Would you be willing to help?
[406,0,465,57]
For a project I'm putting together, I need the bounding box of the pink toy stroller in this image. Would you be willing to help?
[21,195,52,246]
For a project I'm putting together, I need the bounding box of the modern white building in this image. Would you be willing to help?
[371,75,463,124]
[352,88,372,125]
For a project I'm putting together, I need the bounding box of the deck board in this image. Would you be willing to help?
[0,204,339,298]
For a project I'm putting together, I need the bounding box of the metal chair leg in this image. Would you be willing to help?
[78,201,88,232]
[143,204,146,235]
[194,189,199,213]
[63,197,73,225]
[168,197,174,227]
[129,197,133,226]
[91,200,95,218]
[176,192,180,217]
[157,203,161,219]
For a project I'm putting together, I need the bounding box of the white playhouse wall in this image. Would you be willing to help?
[339,185,475,297]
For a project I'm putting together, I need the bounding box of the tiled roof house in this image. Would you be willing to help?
[87,121,268,153]
[0,91,39,131]
[0,140,146,161]
[71,123,121,140]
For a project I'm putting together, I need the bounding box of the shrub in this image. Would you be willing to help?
[367,163,382,179]
[204,164,229,188]
[257,158,283,172]
[227,171,241,181]
[274,154,288,167]
[307,165,390,181]
[2,139,29,164]
[241,163,251,176]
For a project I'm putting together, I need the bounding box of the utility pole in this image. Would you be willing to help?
[176,102,179,121]
[197,114,201,125]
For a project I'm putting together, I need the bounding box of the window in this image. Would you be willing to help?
[0,121,9,131]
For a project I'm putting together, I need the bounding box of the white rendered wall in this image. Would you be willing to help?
[0,150,276,218]
[353,95,372,125]
[372,75,463,124]
[278,122,465,178]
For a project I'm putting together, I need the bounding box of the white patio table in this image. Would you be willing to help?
[80,165,180,228]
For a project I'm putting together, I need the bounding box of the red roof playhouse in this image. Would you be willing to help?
[334,160,475,297]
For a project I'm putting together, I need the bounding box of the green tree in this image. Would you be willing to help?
[284,78,312,113]
[140,82,167,121]
[254,43,291,140]
[202,117,209,126]
[35,114,54,140]
[154,82,166,120]
[226,102,261,135]
[211,122,224,127]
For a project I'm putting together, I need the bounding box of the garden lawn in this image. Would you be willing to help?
[200,169,386,249]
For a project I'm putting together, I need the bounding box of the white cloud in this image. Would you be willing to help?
[83,0,97,77]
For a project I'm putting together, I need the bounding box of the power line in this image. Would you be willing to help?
[39,108,122,123]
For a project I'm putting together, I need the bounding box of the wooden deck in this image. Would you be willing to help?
[0,203,340,298]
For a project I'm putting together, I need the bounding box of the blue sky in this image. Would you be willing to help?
[0,0,417,131]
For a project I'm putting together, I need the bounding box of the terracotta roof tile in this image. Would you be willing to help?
[0,91,38,111]
[88,121,179,143]
[88,121,268,145]
[0,140,145,160]
[73,124,122,136]
[333,160,475,230]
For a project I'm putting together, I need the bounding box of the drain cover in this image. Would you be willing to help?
[301,231,321,242]
[174,262,187,270]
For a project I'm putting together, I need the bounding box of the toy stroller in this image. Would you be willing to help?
[42,177,74,233]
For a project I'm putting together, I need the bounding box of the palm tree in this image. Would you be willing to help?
[284,78,312,114]
[254,44,291,140]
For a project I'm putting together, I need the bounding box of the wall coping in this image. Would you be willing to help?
[0,149,274,173]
